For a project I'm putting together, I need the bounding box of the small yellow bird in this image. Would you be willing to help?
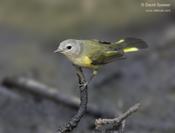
[55,38,148,79]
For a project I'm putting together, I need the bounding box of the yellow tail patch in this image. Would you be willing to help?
[124,47,139,53]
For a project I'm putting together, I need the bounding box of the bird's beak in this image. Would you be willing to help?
[54,48,63,53]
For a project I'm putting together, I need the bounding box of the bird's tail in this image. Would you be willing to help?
[114,38,148,53]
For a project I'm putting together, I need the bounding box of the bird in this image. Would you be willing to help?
[54,38,148,80]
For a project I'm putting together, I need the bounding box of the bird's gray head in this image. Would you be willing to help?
[55,39,81,57]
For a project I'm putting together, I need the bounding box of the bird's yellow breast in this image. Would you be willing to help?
[73,56,93,68]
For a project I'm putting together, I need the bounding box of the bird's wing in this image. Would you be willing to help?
[92,39,112,45]
[90,50,125,65]
[83,40,125,65]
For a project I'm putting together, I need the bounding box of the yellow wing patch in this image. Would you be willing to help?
[106,51,118,56]
[124,47,139,53]
[116,39,125,44]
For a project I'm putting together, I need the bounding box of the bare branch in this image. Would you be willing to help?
[95,103,140,132]
[1,67,141,133]
[57,66,88,132]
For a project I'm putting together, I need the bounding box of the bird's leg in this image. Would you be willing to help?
[72,64,88,88]
[88,69,98,83]
[80,70,96,87]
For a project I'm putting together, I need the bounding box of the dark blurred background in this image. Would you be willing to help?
[0,0,175,133]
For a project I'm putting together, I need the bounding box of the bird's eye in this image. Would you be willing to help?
[66,45,72,49]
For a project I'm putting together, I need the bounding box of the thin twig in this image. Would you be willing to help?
[57,66,88,132]
[95,103,140,132]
